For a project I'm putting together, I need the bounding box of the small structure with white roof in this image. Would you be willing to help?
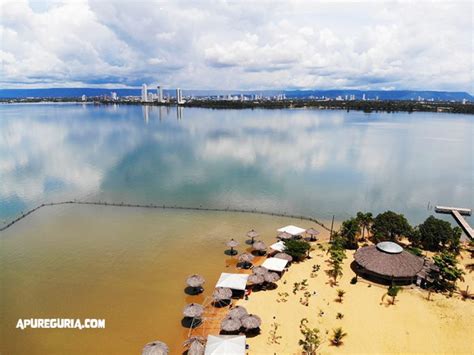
[261,257,288,272]
[277,225,306,236]
[205,335,246,355]
[215,273,249,291]
[270,241,286,253]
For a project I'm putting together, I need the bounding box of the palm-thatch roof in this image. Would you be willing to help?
[241,314,261,330]
[220,316,242,332]
[238,253,255,263]
[183,336,206,355]
[251,266,268,275]
[142,340,169,355]
[247,229,259,239]
[212,287,233,301]
[354,244,424,278]
[305,227,319,236]
[227,306,248,319]
[263,271,280,283]
[227,239,239,248]
[277,231,292,240]
[247,274,265,285]
[183,303,204,318]
[186,274,205,288]
[274,252,293,262]
[252,241,267,251]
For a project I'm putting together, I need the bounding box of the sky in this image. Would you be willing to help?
[0,0,472,92]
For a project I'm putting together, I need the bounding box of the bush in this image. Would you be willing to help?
[284,239,311,261]
[371,211,412,242]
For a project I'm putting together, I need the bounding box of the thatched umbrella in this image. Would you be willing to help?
[277,231,292,240]
[247,229,259,243]
[142,340,169,355]
[306,228,319,241]
[183,303,204,318]
[220,316,242,332]
[239,252,255,264]
[183,336,206,355]
[252,241,267,255]
[228,305,248,319]
[263,272,280,283]
[274,252,293,262]
[227,238,239,255]
[186,274,205,288]
[212,287,233,301]
[241,314,262,330]
[252,266,268,275]
[247,274,265,285]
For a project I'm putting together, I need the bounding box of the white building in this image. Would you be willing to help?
[176,88,184,104]
[157,86,163,103]
[111,92,117,101]
[141,84,148,102]
[81,94,86,102]
[362,93,366,101]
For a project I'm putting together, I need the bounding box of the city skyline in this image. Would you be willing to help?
[1,0,473,93]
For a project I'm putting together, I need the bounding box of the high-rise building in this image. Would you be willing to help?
[157,86,163,103]
[141,84,148,102]
[176,88,184,104]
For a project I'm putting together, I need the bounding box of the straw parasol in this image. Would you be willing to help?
[274,252,293,262]
[183,303,204,318]
[247,229,259,243]
[247,274,265,285]
[252,266,268,275]
[142,340,169,355]
[227,306,248,319]
[277,231,292,240]
[183,336,206,355]
[220,316,242,332]
[306,227,320,240]
[263,271,280,283]
[186,274,205,288]
[227,238,239,255]
[241,314,262,330]
[238,252,255,264]
[252,241,267,254]
[212,287,233,301]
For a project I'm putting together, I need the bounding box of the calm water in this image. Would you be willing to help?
[1,104,472,224]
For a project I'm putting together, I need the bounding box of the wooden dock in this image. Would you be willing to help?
[435,205,473,240]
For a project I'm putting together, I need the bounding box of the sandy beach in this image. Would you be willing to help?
[237,231,474,354]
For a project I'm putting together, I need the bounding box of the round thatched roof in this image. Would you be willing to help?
[263,271,280,283]
[247,274,265,285]
[183,303,204,318]
[305,227,319,235]
[142,340,169,355]
[274,252,293,262]
[247,229,259,238]
[238,253,255,263]
[221,316,242,332]
[252,266,268,275]
[228,305,248,319]
[183,336,206,355]
[241,314,261,329]
[186,274,205,288]
[227,239,239,248]
[252,241,267,251]
[277,231,292,240]
[354,243,424,278]
[212,287,233,301]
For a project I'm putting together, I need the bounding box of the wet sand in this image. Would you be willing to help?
[238,245,474,354]
[0,204,331,355]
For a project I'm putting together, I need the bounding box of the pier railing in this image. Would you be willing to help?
[0,200,331,233]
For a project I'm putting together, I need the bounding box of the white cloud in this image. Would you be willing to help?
[0,0,472,92]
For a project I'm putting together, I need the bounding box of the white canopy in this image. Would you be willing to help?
[262,258,288,272]
[270,241,286,252]
[215,273,249,291]
[277,225,306,236]
[205,335,246,355]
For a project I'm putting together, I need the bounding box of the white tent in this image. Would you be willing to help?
[277,225,306,236]
[270,241,286,252]
[261,258,288,272]
[205,335,246,355]
[215,273,249,291]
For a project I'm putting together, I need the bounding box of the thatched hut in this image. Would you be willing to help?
[142,340,169,355]
[274,252,293,262]
[247,229,259,243]
[277,231,292,240]
[251,266,268,275]
[238,253,255,268]
[220,316,242,332]
[212,287,233,301]
[183,303,204,318]
[241,314,261,330]
[354,242,424,285]
[227,306,248,319]
[183,336,206,355]
[263,271,280,283]
[247,274,265,286]
[305,228,319,241]
[252,241,267,255]
[226,239,239,255]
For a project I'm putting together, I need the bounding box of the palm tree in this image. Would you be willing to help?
[336,289,346,303]
[356,212,373,241]
[331,327,347,346]
[382,285,402,305]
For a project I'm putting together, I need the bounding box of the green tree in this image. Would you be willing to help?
[299,318,321,354]
[387,285,401,305]
[356,212,373,241]
[330,327,347,346]
[284,239,311,261]
[413,216,461,252]
[340,218,359,249]
[371,211,412,242]
[328,236,347,284]
[432,252,464,292]
[336,289,346,303]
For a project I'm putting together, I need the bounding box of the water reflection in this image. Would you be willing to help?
[0,104,472,224]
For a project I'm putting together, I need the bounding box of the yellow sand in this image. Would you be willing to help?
[238,231,474,354]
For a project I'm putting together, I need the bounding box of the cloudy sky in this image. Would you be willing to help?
[1,0,472,92]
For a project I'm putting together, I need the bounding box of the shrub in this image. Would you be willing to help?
[284,239,311,261]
